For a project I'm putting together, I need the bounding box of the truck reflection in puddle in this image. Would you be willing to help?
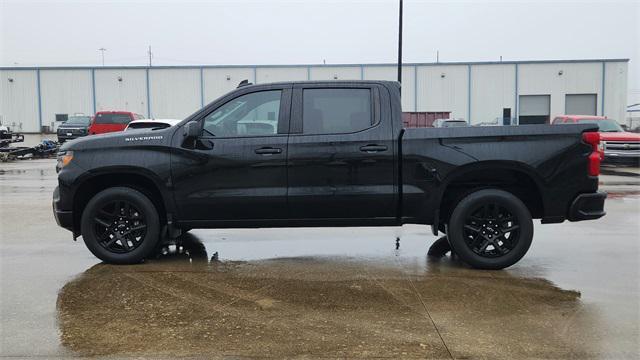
[55,233,604,359]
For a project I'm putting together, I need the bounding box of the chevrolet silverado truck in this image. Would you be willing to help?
[53,81,606,269]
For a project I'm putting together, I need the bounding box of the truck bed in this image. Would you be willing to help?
[399,123,599,225]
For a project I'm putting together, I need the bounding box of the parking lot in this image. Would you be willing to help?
[1,158,639,359]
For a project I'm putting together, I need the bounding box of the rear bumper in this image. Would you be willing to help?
[567,192,607,221]
[52,186,74,232]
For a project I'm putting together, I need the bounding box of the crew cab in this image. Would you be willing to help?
[553,115,640,165]
[53,81,606,269]
[88,111,145,135]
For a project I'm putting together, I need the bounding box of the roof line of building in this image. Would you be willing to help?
[0,58,630,71]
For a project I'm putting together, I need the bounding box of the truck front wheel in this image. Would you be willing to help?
[80,187,161,264]
[446,189,533,270]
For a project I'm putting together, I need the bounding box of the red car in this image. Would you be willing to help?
[553,115,640,165]
[88,111,145,135]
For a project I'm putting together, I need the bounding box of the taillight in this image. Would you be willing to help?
[582,132,601,176]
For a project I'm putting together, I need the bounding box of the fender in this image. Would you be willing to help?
[72,165,177,217]
[428,160,547,224]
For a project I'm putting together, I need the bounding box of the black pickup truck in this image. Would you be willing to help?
[53,81,606,269]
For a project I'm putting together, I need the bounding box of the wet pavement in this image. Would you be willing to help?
[1,159,639,359]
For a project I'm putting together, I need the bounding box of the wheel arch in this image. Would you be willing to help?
[71,167,173,233]
[435,161,545,226]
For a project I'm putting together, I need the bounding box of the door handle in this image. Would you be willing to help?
[359,144,388,153]
[255,147,282,155]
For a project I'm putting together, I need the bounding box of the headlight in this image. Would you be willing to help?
[56,151,74,170]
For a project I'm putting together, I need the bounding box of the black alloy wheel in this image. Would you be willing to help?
[462,203,520,258]
[81,187,160,264]
[446,189,533,270]
[93,200,147,253]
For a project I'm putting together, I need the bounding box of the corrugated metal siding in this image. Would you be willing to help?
[0,60,629,132]
[604,61,628,122]
[203,67,254,103]
[256,67,307,83]
[471,64,516,124]
[363,65,415,111]
[416,65,468,119]
[40,70,93,131]
[0,70,39,132]
[518,62,602,118]
[149,68,201,119]
[310,66,360,80]
[95,69,147,116]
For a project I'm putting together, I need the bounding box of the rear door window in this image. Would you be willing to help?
[302,89,372,135]
[95,113,133,124]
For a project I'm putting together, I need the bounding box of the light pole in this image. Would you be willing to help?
[397,0,403,84]
[98,48,107,66]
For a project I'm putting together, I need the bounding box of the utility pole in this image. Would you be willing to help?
[98,48,107,66]
[436,50,439,63]
[397,0,403,83]
[148,46,153,67]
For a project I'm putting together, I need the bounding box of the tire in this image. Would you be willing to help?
[446,189,533,270]
[81,187,161,264]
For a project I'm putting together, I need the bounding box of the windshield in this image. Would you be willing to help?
[127,122,171,130]
[65,116,92,125]
[579,119,623,132]
[95,113,132,125]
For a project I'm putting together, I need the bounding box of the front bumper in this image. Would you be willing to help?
[57,133,86,142]
[603,151,640,165]
[52,186,74,232]
[567,192,607,221]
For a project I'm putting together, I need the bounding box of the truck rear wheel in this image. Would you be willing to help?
[80,187,160,264]
[446,189,533,270]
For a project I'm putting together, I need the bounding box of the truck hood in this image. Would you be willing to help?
[599,131,640,142]
[60,128,172,151]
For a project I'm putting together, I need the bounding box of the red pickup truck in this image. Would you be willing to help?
[553,115,640,165]
[88,111,145,135]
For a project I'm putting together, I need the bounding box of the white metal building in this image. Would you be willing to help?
[0,59,629,133]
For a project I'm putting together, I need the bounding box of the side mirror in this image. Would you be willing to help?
[183,121,200,139]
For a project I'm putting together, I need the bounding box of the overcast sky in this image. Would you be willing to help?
[1,0,638,102]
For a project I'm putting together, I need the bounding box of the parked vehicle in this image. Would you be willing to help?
[433,118,468,128]
[53,81,606,269]
[87,111,145,135]
[0,123,24,144]
[553,115,640,166]
[125,119,181,131]
[57,115,93,143]
[0,124,12,139]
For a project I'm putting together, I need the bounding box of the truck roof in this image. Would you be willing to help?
[237,80,400,88]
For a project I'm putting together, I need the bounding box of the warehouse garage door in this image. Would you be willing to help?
[519,95,550,124]
[565,94,597,115]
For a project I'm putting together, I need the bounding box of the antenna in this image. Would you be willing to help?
[98,48,107,66]
[397,0,403,83]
